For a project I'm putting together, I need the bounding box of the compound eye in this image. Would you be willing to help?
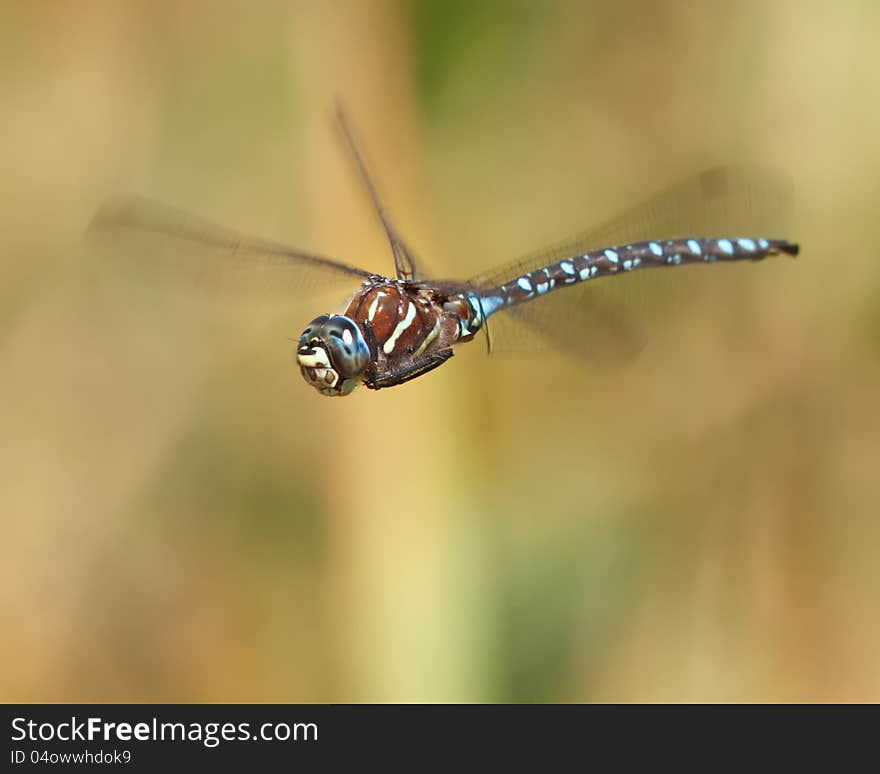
[295,315,368,396]
[298,314,330,348]
[323,317,370,379]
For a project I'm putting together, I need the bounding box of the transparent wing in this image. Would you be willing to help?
[86,195,372,301]
[334,102,422,282]
[415,275,646,364]
[470,164,794,287]
[484,282,647,363]
[470,164,795,361]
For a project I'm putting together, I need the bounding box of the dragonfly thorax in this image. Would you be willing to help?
[296,314,370,397]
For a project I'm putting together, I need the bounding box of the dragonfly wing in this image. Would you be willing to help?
[334,103,424,282]
[87,195,372,304]
[389,230,423,283]
[478,278,648,367]
[470,164,795,362]
[414,277,645,365]
[470,164,794,288]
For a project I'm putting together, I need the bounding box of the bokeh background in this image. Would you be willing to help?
[3,0,879,702]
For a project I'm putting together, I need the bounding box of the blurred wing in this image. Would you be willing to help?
[86,195,372,302]
[471,165,794,287]
[334,103,423,282]
[484,281,647,363]
[417,275,645,364]
[470,164,795,361]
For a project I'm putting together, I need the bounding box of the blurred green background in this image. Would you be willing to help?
[2,0,879,702]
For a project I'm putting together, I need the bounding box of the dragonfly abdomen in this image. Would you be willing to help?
[483,237,798,312]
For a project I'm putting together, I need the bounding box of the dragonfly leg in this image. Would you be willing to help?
[362,319,380,360]
[364,349,454,391]
[361,319,382,386]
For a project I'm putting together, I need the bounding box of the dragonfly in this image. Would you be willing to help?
[90,108,799,397]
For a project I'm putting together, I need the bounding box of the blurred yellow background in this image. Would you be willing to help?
[2,0,879,702]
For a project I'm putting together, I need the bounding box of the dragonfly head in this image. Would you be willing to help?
[296,314,370,396]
